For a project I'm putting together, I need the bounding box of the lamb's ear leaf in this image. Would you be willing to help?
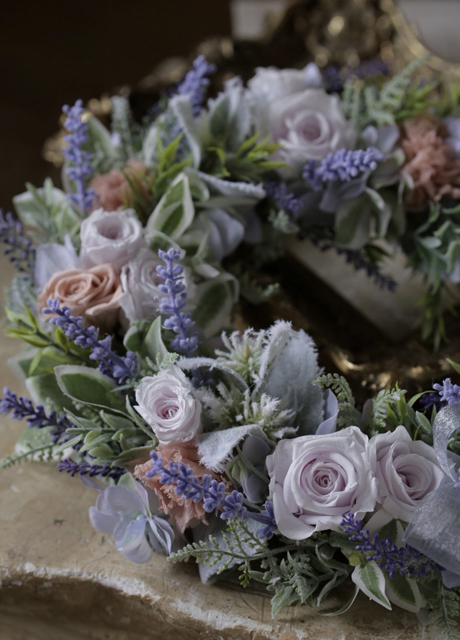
[335,195,372,249]
[143,317,168,361]
[352,562,392,610]
[54,365,127,414]
[192,273,239,338]
[26,372,76,413]
[169,95,202,167]
[263,329,323,436]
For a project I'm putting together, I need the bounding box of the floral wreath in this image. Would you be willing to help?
[2,55,460,636]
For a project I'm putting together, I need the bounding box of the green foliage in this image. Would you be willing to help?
[228,265,280,305]
[0,443,56,469]
[368,385,406,436]
[168,516,268,570]
[314,373,361,427]
[215,328,268,386]
[111,96,137,159]
[404,201,460,348]
[199,386,295,438]
[13,178,81,243]
[261,541,353,616]
[202,133,285,182]
[341,56,432,128]
[263,553,319,616]
[426,581,460,640]
[268,209,299,235]
[62,403,152,466]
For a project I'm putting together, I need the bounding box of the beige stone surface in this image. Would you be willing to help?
[0,254,439,639]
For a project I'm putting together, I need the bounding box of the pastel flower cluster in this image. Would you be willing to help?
[2,55,460,630]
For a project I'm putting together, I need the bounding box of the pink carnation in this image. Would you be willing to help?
[91,159,151,212]
[134,443,229,533]
[401,115,460,211]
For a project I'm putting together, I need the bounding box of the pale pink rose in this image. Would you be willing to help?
[267,427,378,540]
[401,114,460,211]
[80,208,144,272]
[91,159,151,212]
[368,426,444,523]
[255,88,356,172]
[247,63,322,104]
[134,442,228,533]
[38,263,122,329]
[135,367,202,443]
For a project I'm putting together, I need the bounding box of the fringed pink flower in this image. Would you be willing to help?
[91,159,151,212]
[401,114,460,211]
[134,443,229,533]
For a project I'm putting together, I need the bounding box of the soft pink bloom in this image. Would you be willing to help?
[367,425,444,522]
[79,209,144,272]
[134,367,202,444]
[253,87,355,172]
[401,114,460,211]
[91,159,151,212]
[134,443,228,533]
[267,427,378,540]
[38,263,122,329]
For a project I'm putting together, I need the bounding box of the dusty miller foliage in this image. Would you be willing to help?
[196,324,297,439]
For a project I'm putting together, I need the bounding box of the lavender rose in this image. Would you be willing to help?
[119,248,163,323]
[80,208,144,272]
[247,63,323,104]
[119,248,196,323]
[368,426,444,523]
[255,88,356,172]
[266,427,377,540]
[135,366,202,444]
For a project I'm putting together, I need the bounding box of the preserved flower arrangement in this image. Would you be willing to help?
[2,55,460,637]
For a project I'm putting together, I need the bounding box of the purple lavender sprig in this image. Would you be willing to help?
[62,100,96,213]
[304,148,384,190]
[433,378,460,405]
[264,182,304,217]
[147,451,276,539]
[323,60,390,93]
[177,55,216,117]
[156,248,199,357]
[341,513,437,579]
[0,387,71,443]
[42,299,138,384]
[0,210,35,273]
[58,458,126,481]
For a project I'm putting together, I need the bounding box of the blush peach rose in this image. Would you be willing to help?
[38,263,122,329]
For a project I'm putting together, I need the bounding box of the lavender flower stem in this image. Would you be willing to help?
[62,100,95,213]
[0,210,35,274]
[42,299,138,384]
[146,451,277,539]
[58,458,126,481]
[156,248,199,357]
[341,513,437,579]
[0,387,72,443]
